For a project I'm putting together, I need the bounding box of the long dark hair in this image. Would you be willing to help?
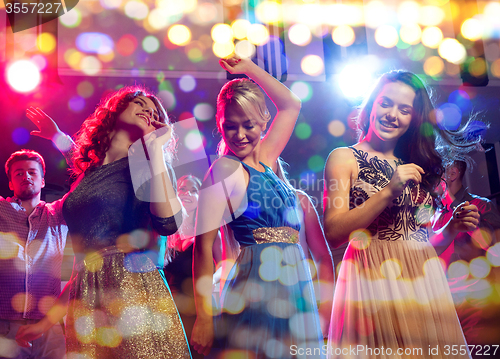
[357,70,484,195]
[71,86,174,175]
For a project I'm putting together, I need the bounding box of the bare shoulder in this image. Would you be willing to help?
[325,147,356,177]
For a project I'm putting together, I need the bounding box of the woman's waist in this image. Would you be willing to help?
[75,245,159,272]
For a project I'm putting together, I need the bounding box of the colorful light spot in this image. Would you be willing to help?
[116,35,138,57]
[288,24,312,46]
[37,32,56,54]
[332,25,355,47]
[328,120,346,137]
[168,25,191,46]
[124,0,148,20]
[211,23,233,44]
[76,33,113,54]
[184,130,204,151]
[247,24,269,46]
[438,38,466,65]
[178,75,196,92]
[212,41,234,58]
[290,81,312,102]
[255,1,282,24]
[375,25,399,48]
[421,26,443,49]
[142,36,160,53]
[469,257,491,279]
[234,40,255,59]
[68,96,86,112]
[231,19,250,40]
[12,128,30,145]
[423,56,444,77]
[436,103,462,131]
[295,123,311,140]
[77,81,95,98]
[59,8,81,27]
[7,60,41,92]
[193,103,214,121]
[307,155,324,173]
[157,90,176,110]
[448,260,470,279]
[300,55,324,76]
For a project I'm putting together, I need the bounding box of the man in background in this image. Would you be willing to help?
[0,150,68,359]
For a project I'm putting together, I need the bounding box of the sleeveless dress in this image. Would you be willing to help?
[62,157,191,358]
[327,147,470,358]
[213,159,325,358]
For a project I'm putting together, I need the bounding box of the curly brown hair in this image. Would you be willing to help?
[71,86,175,175]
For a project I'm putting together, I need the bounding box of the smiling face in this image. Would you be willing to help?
[221,103,265,159]
[9,160,45,200]
[177,178,200,213]
[115,96,160,136]
[367,81,416,144]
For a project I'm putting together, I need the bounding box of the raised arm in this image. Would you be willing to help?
[297,191,334,338]
[323,147,425,247]
[26,106,75,164]
[219,57,301,166]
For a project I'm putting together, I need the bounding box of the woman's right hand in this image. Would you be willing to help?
[26,106,62,141]
[191,316,214,356]
[385,163,425,199]
[219,55,254,75]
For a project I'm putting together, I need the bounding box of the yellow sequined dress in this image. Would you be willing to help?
[62,157,191,358]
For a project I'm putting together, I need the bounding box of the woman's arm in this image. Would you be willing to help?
[191,157,246,355]
[430,201,479,255]
[323,148,425,247]
[219,57,301,166]
[297,191,334,338]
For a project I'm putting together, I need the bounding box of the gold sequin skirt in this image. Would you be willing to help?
[66,246,191,359]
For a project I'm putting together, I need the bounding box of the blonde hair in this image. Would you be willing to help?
[216,78,271,157]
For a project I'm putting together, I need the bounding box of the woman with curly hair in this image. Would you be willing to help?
[16,86,190,358]
[323,70,482,358]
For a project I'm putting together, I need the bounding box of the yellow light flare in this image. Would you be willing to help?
[98,50,115,63]
[400,24,422,45]
[469,57,487,77]
[211,23,233,44]
[332,25,355,47]
[364,1,388,29]
[427,0,449,5]
[0,233,20,259]
[323,4,363,27]
[438,38,467,64]
[461,18,483,41]
[247,24,269,46]
[96,327,122,348]
[212,41,235,58]
[232,19,250,40]
[380,259,402,280]
[471,228,493,250]
[423,56,444,76]
[168,24,191,46]
[288,24,312,46]
[300,54,324,77]
[421,26,443,48]
[419,5,445,26]
[37,33,57,54]
[255,1,282,24]
[65,49,83,70]
[328,119,346,137]
[38,296,56,315]
[234,40,256,59]
[11,292,27,313]
[374,25,399,48]
[397,1,420,24]
[182,0,197,13]
[491,58,500,78]
[147,8,170,31]
[348,229,371,250]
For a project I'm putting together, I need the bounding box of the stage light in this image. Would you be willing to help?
[338,64,373,99]
[6,60,41,93]
[332,25,355,47]
[168,25,191,46]
[300,55,323,76]
[421,26,443,48]
[438,38,466,64]
[288,24,311,46]
[375,25,399,48]
[232,19,250,40]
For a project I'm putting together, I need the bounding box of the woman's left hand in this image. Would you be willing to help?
[144,121,172,152]
[219,55,253,74]
[450,201,480,233]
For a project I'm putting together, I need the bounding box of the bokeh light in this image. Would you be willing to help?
[491,59,500,78]
[7,60,41,92]
[142,36,160,53]
[295,123,312,140]
[469,257,491,279]
[328,120,346,137]
[116,35,138,56]
[80,56,102,76]
[397,1,420,24]
[100,0,122,9]
[332,25,355,47]
[234,40,256,59]
[256,1,282,24]
[193,103,214,121]
[423,56,444,77]
[213,42,235,58]
[338,64,373,98]
[421,26,443,48]
[37,33,56,54]
[290,81,312,102]
[232,19,250,40]
[288,24,312,46]
[438,38,467,64]
[184,130,204,151]
[419,5,445,26]
[148,9,170,30]
[435,103,462,130]
[179,75,196,92]
[12,128,30,145]
[300,55,324,76]
[68,96,86,112]
[374,25,399,48]
[364,1,388,29]
[59,8,82,28]
[461,18,483,41]
[211,23,233,44]
[124,0,149,20]
[247,24,270,46]
[468,58,487,78]
[448,260,469,279]
[76,33,113,54]
[31,55,47,71]
[400,24,422,45]
[307,155,324,172]
[168,25,191,46]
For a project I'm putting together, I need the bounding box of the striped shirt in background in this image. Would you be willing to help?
[0,196,68,320]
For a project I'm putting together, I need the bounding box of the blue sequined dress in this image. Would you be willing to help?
[213,158,325,359]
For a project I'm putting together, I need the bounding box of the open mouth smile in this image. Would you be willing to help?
[137,114,151,125]
[379,120,398,129]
